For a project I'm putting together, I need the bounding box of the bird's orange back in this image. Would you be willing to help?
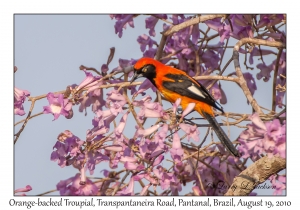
[134,57,200,88]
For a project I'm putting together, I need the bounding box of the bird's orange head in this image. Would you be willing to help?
[130,57,164,85]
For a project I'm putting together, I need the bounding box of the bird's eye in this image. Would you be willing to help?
[142,66,148,73]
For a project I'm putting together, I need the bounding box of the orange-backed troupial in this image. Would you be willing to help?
[130,57,240,157]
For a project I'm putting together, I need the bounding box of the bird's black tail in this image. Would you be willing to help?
[202,112,240,157]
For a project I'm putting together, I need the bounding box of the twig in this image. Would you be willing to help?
[159,49,183,61]
[194,47,201,76]
[28,90,65,102]
[111,171,130,196]
[258,45,265,63]
[150,14,174,25]
[37,176,120,196]
[124,93,144,129]
[217,38,229,71]
[188,157,207,196]
[244,45,254,70]
[14,112,43,126]
[194,27,210,76]
[232,50,262,114]
[79,65,101,75]
[194,127,210,172]
[273,108,286,119]
[221,114,248,126]
[156,90,162,106]
[155,35,167,61]
[272,48,283,112]
[14,100,36,144]
[36,189,57,196]
[207,57,233,90]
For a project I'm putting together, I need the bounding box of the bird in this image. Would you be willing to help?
[130,57,240,157]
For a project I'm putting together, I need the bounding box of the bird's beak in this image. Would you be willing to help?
[130,71,143,84]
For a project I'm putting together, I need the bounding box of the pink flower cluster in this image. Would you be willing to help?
[238,113,286,160]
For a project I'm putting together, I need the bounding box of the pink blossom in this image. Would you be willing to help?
[192,186,203,196]
[249,113,266,130]
[243,72,257,99]
[43,93,73,120]
[137,124,161,137]
[135,79,156,96]
[110,14,135,38]
[179,123,200,142]
[170,132,184,161]
[181,103,196,118]
[173,98,181,113]
[120,156,136,163]
[92,109,117,131]
[51,133,84,168]
[14,185,32,195]
[256,63,273,82]
[112,58,137,73]
[153,165,176,190]
[132,95,152,107]
[76,70,100,91]
[152,154,164,166]
[101,64,108,74]
[124,162,144,171]
[140,184,151,195]
[248,47,275,65]
[14,87,30,116]
[270,175,286,195]
[116,177,135,195]
[114,113,128,134]
[87,150,109,175]
[102,145,123,152]
[239,113,286,159]
[137,34,158,51]
[145,15,167,37]
[106,90,127,115]
[56,173,98,195]
[137,102,168,122]
[210,83,222,101]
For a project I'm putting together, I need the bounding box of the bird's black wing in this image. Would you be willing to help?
[162,73,224,113]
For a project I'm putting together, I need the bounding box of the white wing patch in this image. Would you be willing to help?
[187,84,206,98]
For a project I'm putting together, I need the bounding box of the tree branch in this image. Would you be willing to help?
[163,15,225,36]
[193,75,238,83]
[234,38,286,51]
[225,156,286,196]
[233,50,263,114]
[233,38,285,114]
[272,48,283,111]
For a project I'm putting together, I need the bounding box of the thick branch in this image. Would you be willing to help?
[234,38,286,51]
[163,15,225,36]
[155,35,167,60]
[193,75,238,83]
[225,156,286,196]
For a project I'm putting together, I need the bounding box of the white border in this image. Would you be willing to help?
[2,0,298,209]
